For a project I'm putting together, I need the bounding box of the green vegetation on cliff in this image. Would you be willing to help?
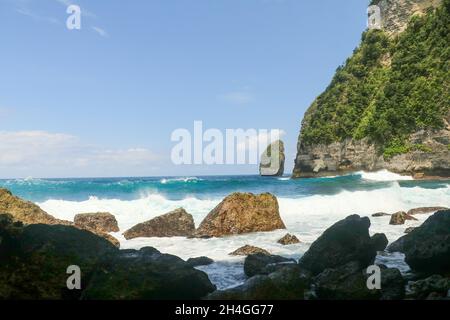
[300,0,449,157]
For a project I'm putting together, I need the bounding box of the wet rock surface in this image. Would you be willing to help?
[388,210,450,274]
[389,211,418,225]
[298,215,388,275]
[207,265,307,300]
[407,274,450,300]
[229,245,270,256]
[277,233,301,245]
[123,208,195,240]
[0,213,215,300]
[74,212,119,233]
[186,256,214,267]
[194,193,285,238]
[244,253,295,277]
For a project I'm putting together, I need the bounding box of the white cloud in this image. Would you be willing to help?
[15,7,60,25]
[218,91,255,105]
[0,131,161,178]
[91,26,108,38]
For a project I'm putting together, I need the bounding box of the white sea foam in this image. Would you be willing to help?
[38,183,450,289]
[160,177,201,184]
[358,170,413,181]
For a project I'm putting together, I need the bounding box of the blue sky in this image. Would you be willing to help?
[0,0,369,178]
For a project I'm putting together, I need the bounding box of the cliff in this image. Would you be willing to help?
[293,0,449,179]
[373,0,442,35]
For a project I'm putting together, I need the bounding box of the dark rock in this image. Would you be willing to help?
[387,237,406,253]
[314,261,380,300]
[123,208,195,240]
[207,265,307,300]
[298,215,387,275]
[82,247,216,300]
[407,207,448,215]
[388,210,450,274]
[408,275,450,300]
[0,214,118,299]
[259,261,306,277]
[74,212,119,233]
[389,211,418,225]
[187,256,214,267]
[244,253,295,277]
[277,233,301,245]
[426,291,449,300]
[259,140,285,176]
[372,212,390,217]
[371,233,389,252]
[193,193,285,238]
[229,245,270,256]
[0,214,215,300]
[405,227,416,233]
[380,267,406,300]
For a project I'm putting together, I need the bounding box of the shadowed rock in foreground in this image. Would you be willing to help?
[388,210,450,275]
[186,256,214,267]
[244,253,295,277]
[298,215,388,275]
[207,265,307,300]
[0,214,215,300]
[209,214,396,300]
[82,247,215,300]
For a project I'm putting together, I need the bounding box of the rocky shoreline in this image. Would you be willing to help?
[0,188,448,300]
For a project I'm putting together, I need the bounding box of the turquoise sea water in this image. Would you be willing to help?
[1,173,449,203]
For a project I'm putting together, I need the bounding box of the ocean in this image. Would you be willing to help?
[1,170,449,289]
